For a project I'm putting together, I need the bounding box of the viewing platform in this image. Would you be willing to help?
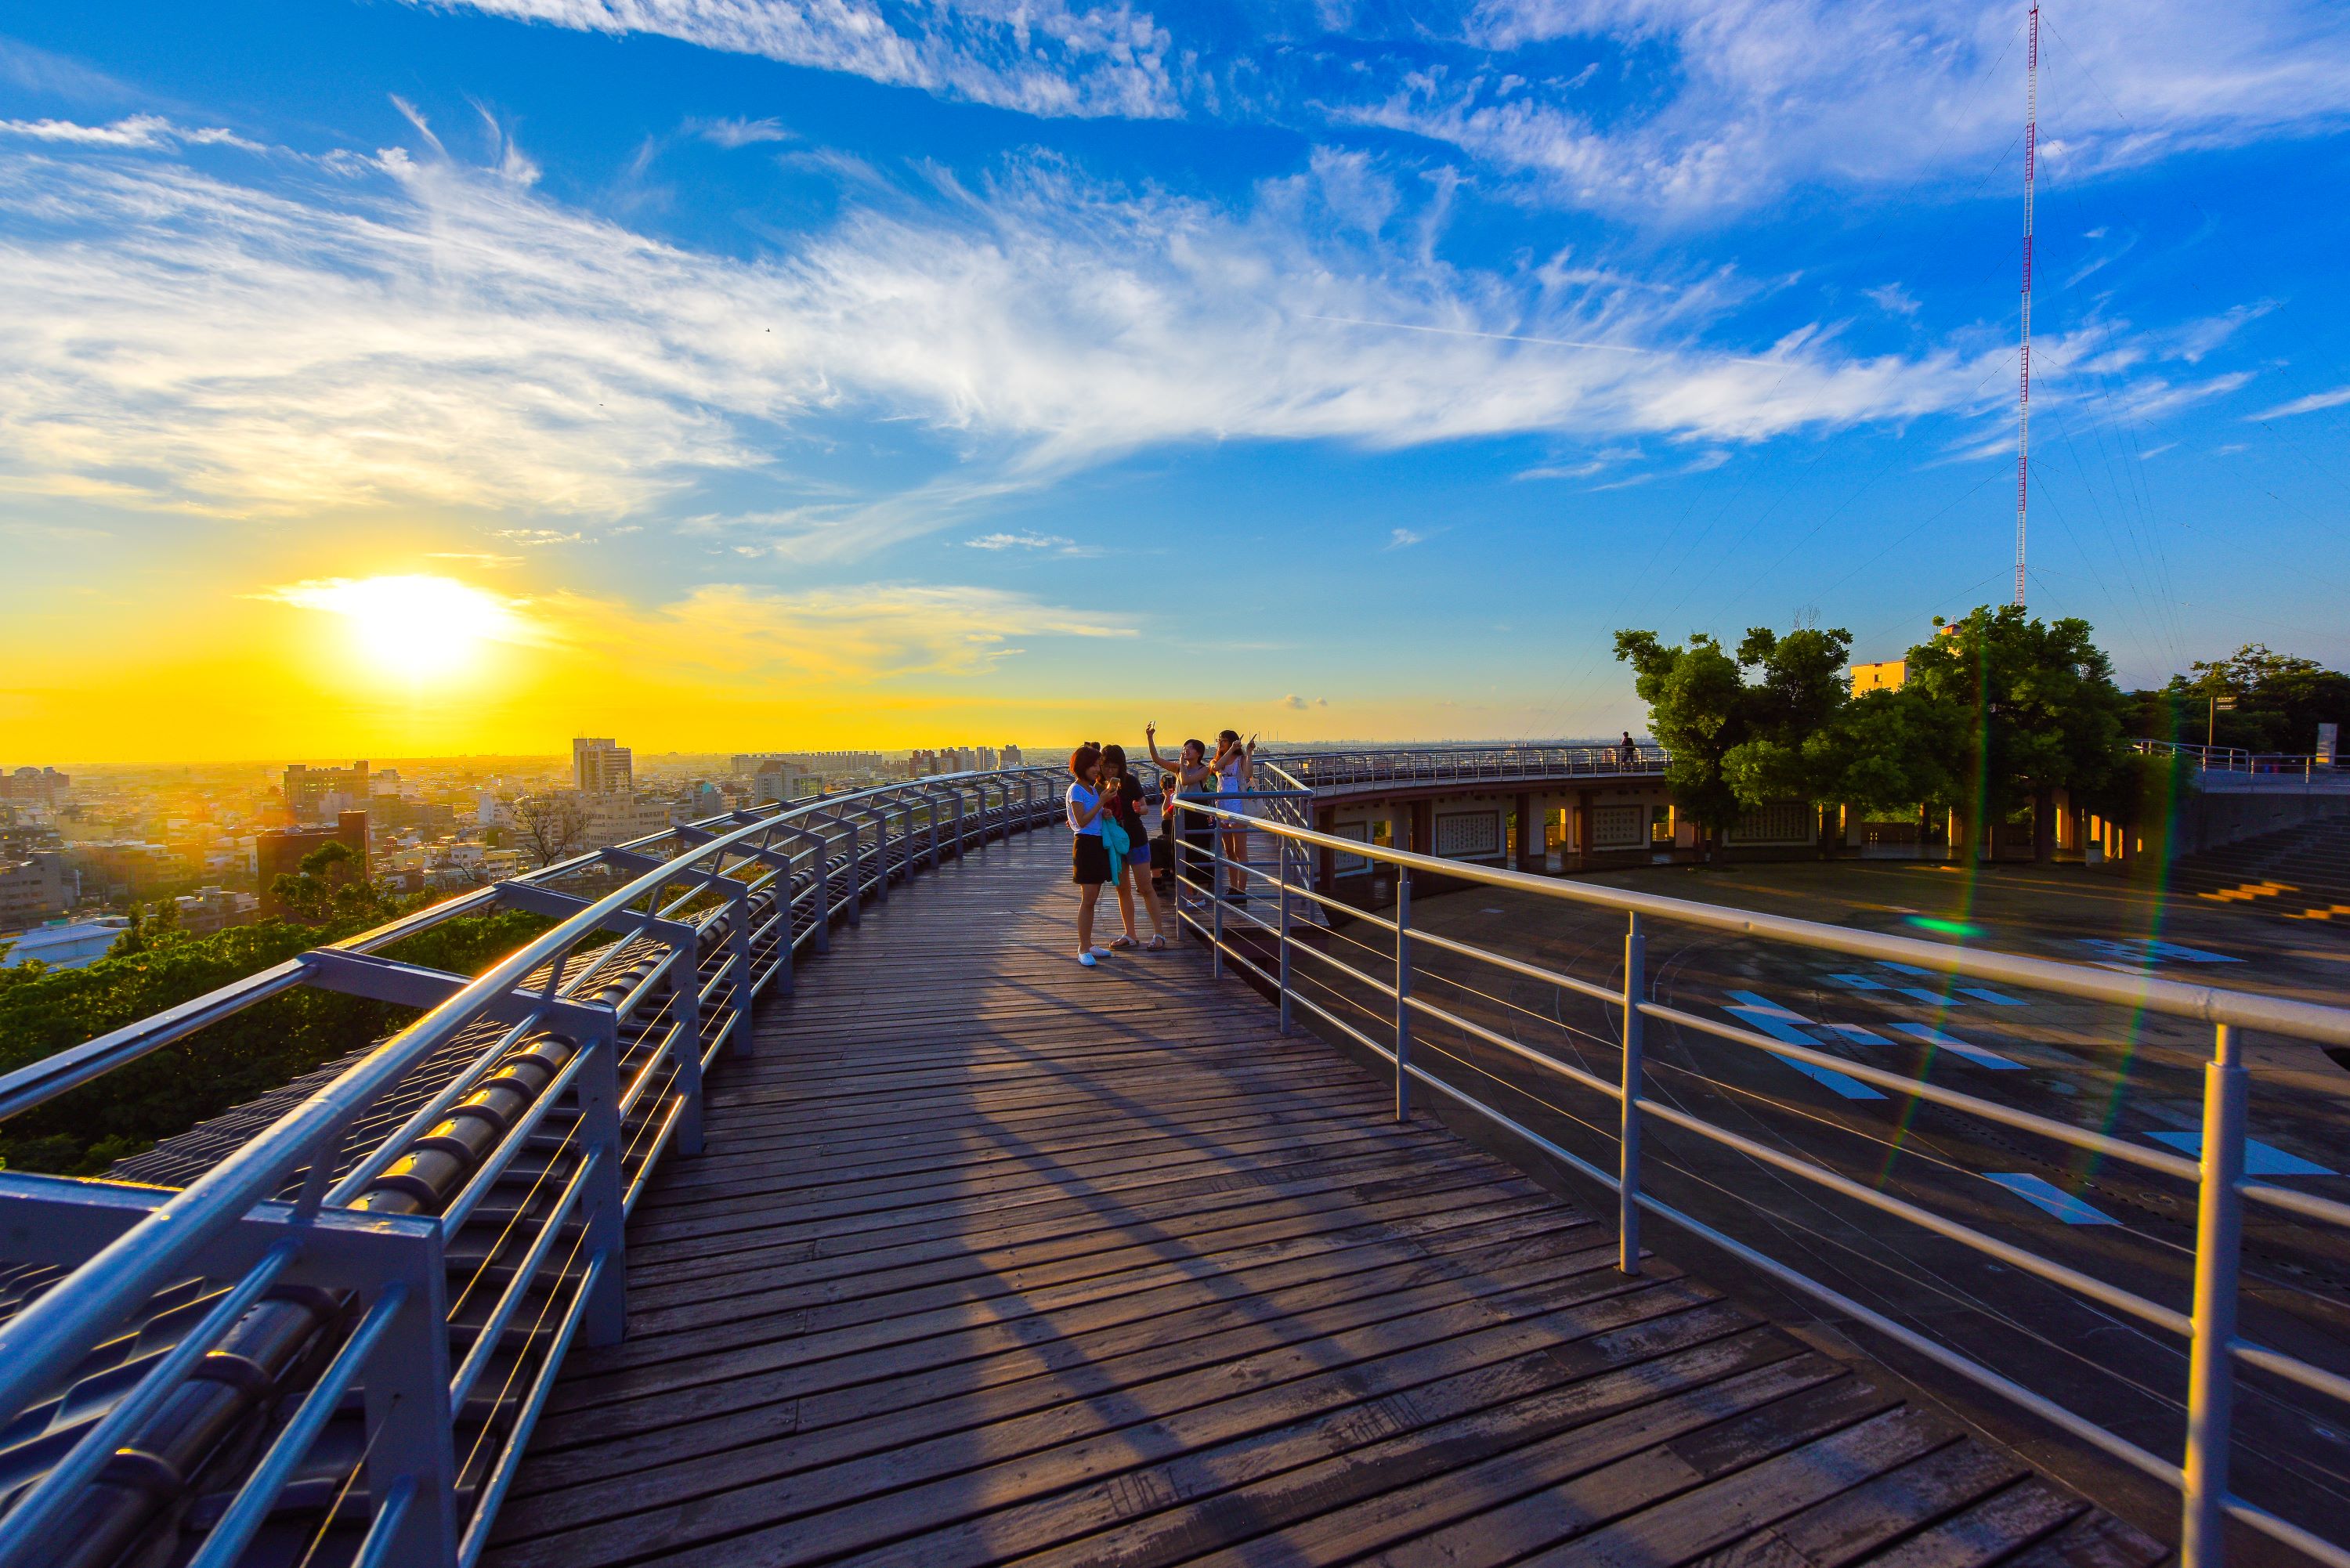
[485,832,2154,1567]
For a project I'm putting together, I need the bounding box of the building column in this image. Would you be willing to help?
[1314,804,1336,892]
[1514,791,1536,873]
[1410,800,1434,857]
[1574,789,1594,870]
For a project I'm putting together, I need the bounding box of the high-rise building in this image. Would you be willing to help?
[0,853,77,934]
[573,738,634,794]
[256,811,370,917]
[283,761,369,820]
[1000,745,1023,768]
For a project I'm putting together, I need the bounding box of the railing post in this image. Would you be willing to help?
[2183,1021,2247,1568]
[874,805,891,902]
[1210,824,1226,978]
[575,1009,629,1348]
[1394,867,1412,1122]
[725,880,755,1053]
[927,795,942,869]
[1620,911,1644,1275]
[1277,863,1292,1035]
[807,837,830,952]
[358,1225,459,1568]
[667,925,706,1154]
[844,817,862,927]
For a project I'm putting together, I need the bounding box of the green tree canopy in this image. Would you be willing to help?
[2148,643,2350,753]
[1614,623,1854,849]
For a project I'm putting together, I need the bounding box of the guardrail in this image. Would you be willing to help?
[0,768,1064,1568]
[1171,795,2350,1568]
[1266,743,1668,788]
[2136,739,2336,777]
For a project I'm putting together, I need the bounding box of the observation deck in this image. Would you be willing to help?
[2,763,2348,1567]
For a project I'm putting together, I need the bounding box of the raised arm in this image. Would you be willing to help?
[1144,723,1172,771]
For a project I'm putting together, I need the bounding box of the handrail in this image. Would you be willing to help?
[1171,794,2350,1568]
[0,765,1065,1568]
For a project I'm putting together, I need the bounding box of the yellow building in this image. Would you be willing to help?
[1850,659,1907,695]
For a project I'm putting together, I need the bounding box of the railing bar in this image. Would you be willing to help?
[2240,1179,2350,1230]
[623,1098,689,1219]
[1646,1001,2203,1180]
[457,1248,611,1568]
[1284,933,1400,998]
[0,1242,299,1567]
[1409,926,1623,1006]
[2225,1494,2350,1568]
[448,1153,594,1409]
[324,1012,548,1204]
[696,951,742,1006]
[439,1044,596,1237]
[348,1473,416,1568]
[1634,1094,2192,1336]
[1405,992,1624,1103]
[185,1282,408,1568]
[605,948,682,1023]
[2233,1339,2350,1409]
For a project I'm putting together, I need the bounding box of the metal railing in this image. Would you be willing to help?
[2137,739,2337,778]
[1171,795,2350,1568]
[0,768,1064,1568]
[1267,742,1668,789]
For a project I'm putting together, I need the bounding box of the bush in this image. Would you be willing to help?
[0,901,552,1176]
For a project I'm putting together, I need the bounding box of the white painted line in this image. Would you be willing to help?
[1893,1023,2025,1071]
[2142,1132,2337,1177]
[1985,1172,2117,1225]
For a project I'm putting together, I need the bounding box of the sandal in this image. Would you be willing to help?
[1143,935,1168,951]
[1110,935,1137,949]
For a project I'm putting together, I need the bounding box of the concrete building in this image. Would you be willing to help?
[573,738,634,795]
[173,887,259,935]
[581,791,671,849]
[67,841,187,902]
[283,761,370,820]
[0,854,78,934]
[2,916,130,970]
[1851,659,1907,695]
[256,811,370,917]
[1,767,71,805]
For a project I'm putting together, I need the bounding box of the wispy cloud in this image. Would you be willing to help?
[1864,284,1919,316]
[1386,527,1426,548]
[693,116,793,148]
[2248,385,2350,420]
[964,530,1077,551]
[0,114,260,152]
[494,528,590,546]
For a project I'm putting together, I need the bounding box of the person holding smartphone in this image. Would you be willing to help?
[1065,744,1113,967]
[1209,729,1256,903]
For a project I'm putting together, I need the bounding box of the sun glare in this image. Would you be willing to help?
[272,574,522,680]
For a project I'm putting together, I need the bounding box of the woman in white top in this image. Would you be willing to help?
[1065,743,1114,967]
[1208,728,1255,902]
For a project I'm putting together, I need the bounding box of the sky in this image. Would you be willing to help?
[3,0,2349,763]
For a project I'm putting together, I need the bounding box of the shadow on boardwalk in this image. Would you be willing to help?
[486,831,2165,1568]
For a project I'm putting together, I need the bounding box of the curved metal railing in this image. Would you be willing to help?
[1268,742,1668,789]
[0,768,1064,1568]
[1172,794,2350,1568]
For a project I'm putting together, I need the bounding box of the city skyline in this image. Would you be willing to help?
[5,3,2349,761]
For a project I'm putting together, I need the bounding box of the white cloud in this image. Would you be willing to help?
[2248,385,2350,420]
[964,530,1077,550]
[1386,527,1426,547]
[0,134,2224,554]
[423,0,1178,119]
[1864,284,1919,316]
[694,116,794,147]
[0,114,262,153]
[1280,693,1328,709]
[494,528,591,545]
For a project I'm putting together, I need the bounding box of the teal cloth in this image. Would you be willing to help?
[1101,815,1133,883]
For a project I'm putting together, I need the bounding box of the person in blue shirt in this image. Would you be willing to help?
[1066,743,1113,967]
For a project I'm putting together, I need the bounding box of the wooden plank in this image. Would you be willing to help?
[482,830,2158,1568]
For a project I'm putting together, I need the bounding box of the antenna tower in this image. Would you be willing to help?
[2015,3,2037,607]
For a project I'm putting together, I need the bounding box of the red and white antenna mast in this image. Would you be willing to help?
[2015,3,2038,607]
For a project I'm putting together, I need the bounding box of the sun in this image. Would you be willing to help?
[269,574,524,680]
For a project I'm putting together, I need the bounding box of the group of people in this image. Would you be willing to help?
[1065,727,1256,968]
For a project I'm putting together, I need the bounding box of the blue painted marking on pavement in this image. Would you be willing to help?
[1878,961,1932,975]
[1721,992,1885,1100]
[1824,973,1888,990]
[2077,938,2240,966]
[1820,1022,1893,1045]
[2142,1132,2337,1177]
[1956,987,2027,1006]
[1894,987,1958,1006]
[1984,1172,2117,1225]
[1893,1023,2024,1070]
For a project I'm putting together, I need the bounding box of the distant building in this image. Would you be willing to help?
[284,761,370,820]
[750,759,808,804]
[256,811,370,917]
[0,854,78,934]
[580,791,671,848]
[1000,746,1023,768]
[1850,660,1907,695]
[1,916,130,970]
[174,886,259,935]
[573,738,634,794]
[1,767,71,806]
[66,841,187,902]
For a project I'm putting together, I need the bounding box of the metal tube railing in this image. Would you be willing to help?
[1173,795,2350,1568]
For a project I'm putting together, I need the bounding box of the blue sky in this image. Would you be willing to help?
[5,0,2350,756]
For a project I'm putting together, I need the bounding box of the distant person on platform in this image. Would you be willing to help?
[1066,744,1114,968]
[1099,744,1170,949]
[1619,732,1638,768]
[1209,729,1257,903]
[1146,724,1217,895]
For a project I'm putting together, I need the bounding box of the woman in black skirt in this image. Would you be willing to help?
[1065,743,1112,967]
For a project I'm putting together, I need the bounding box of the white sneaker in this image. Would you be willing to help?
[1078,952,1099,967]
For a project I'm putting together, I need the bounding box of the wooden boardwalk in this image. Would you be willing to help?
[486,831,2162,1568]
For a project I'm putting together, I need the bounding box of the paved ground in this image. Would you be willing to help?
[488,833,2162,1568]
[1342,851,2350,1560]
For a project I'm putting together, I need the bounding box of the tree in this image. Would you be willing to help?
[1614,623,1854,856]
[268,840,389,924]
[1897,606,2135,864]
[515,795,589,867]
[2153,644,2350,754]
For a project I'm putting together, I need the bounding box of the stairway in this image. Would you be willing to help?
[2164,812,2350,922]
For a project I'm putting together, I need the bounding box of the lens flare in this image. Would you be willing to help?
[267,574,524,681]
